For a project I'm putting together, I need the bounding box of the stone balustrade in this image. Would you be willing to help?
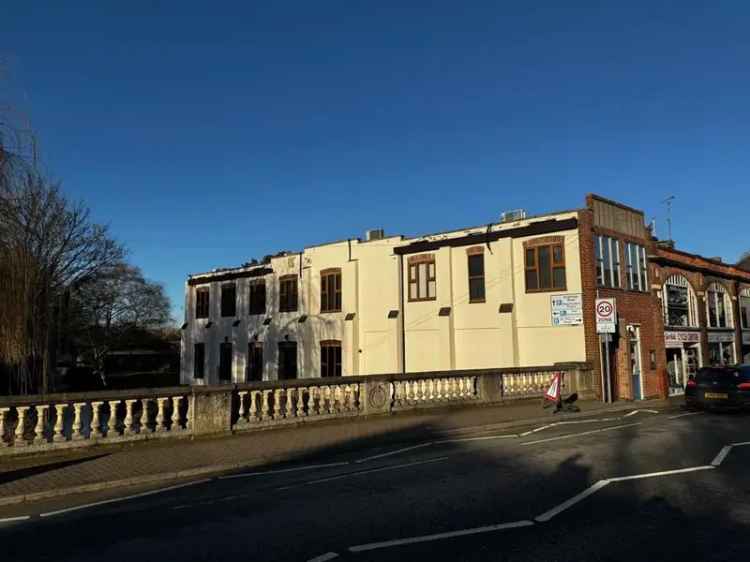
[0,363,592,457]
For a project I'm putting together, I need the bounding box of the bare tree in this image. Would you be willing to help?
[69,263,172,373]
[739,251,750,271]
[0,153,124,394]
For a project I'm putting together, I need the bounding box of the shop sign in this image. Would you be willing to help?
[708,332,735,343]
[742,332,750,345]
[551,294,583,326]
[664,331,701,348]
[595,298,617,334]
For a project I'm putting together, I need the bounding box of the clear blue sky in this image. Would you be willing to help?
[2,2,748,321]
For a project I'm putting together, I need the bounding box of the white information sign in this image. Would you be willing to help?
[595,298,617,334]
[551,294,583,326]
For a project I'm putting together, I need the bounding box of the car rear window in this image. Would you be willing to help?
[696,368,742,383]
[737,366,750,382]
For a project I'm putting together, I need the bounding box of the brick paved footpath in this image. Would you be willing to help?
[0,397,678,506]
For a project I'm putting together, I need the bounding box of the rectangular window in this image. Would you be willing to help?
[279,275,298,313]
[408,257,437,301]
[595,236,621,288]
[740,295,750,330]
[625,243,648,292]
[707,288,728,328]
[525,242,566,292]
[468,254,485,303]
[321,269,342,312]
[247,342,263,382]
[221,284,236,317]
[278,341,297,380]
[195,288,210,319]
[320,340,342,377]
[666,284,690,327]
[219,342,232,381]
[248,280,266,315]
[193,343,205,379]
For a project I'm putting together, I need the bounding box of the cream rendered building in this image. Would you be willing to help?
[180,210,586,385]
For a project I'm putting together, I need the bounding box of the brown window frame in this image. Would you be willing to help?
[195,288,210,319]
[524,238,566,293]
[467,248,485,303]
[408,255,437,302]
[320,340,342,378]
[220,283,237,317]
[320,268,342,313]
[248,279,266,316]
[246,341,263,382]
[279,275,298,313]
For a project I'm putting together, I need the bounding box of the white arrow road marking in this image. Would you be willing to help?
[607,466,715,483]
[348,520,535,552]
[712,446,733,466]
[535,480,611,522]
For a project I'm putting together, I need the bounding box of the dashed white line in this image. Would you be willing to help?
[712,446,733,466]
[40,478,212,517]
[307,551,339,561]
[275,457,449,490]
[348,520,535,552]
[521,422,642,446]
[608,465,715,482]
[519,424,554,437]
[218,461,350,479]
[0,515,31,524]
[535,480,611,522]
[435,434,518,444]
[624,409,658,417]
[355,443,433,464]
[668,411,704,419]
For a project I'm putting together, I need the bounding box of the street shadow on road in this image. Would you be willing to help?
[0,453,111,486]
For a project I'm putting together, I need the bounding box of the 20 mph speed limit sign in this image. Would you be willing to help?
[595,298,617,333]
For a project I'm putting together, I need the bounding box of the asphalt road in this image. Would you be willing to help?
[1,404,748,562]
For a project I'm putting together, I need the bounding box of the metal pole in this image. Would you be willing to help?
[599,335,606,403]
[604,339,613,403]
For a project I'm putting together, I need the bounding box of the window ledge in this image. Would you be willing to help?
[469,299,486,304]
[408,298,437,303]
[525,287,567,294]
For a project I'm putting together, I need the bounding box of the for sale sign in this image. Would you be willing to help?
[595,298,617,334]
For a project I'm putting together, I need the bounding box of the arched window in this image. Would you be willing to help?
[705,282,733,328]
[740,287,750,330]
[662,275,698,327]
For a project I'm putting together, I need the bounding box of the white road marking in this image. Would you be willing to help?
[521,422,642,446]
[552,417,620,426]
[668,411,703,419]
[519,424,554,437]
[608,465,715,483]
[624,409,658,417]
[276,457,448,490]
[0,515,31,524]
[712,446,733,466]
[218,461,350,479]
[535,480,610,522]
[39,478,212,517]
[307,552,339,561]
[355,443,433,463]
[348,520,535,552]
[435,434,518,444]
[731,441,750,447]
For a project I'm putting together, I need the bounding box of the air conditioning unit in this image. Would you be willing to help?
[500,209,527,223]
[366,229,385,241]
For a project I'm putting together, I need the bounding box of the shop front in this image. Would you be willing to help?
[664,330,702,396]
[742,331,750,364]
[707,331,736,366]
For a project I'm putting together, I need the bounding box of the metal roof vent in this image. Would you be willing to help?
[500,209,527,223]
[366,228,385,241]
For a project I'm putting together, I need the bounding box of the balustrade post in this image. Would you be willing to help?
[171,396,182,430]
[72,402,86,440]
[107,400,120,437]
[90,402,104,438]
[155,398,168,432]
[296,388,307,417]
[34,404,50,445]
[135,399,146,433]
[261,390,272,421]
[249,391,259,422]
[53,403,67,442]
[285,389,296,418]
[272,389,283,419]
[0,408,9,446]
[237,391,248,425]
[123,399,137,435]
[307,387,316,416]
[14,407,29,447]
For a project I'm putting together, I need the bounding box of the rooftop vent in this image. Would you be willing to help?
[500,209,527,223]
[366,228,385,241]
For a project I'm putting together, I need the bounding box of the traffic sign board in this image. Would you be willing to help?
[595,298,617,334]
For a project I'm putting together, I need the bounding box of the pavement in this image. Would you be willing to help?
[3,396,748,561]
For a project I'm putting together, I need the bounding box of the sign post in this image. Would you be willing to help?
[596,298,617,403]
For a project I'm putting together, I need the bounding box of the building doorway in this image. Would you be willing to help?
[666,343,702,396]
[629,326,643,400]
